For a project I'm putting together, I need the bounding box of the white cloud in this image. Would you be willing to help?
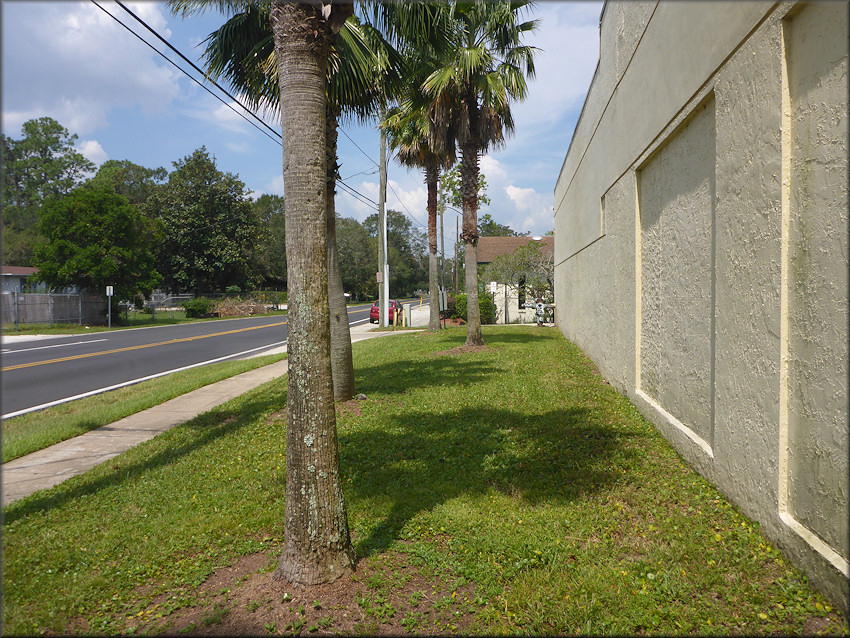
[225,141,252,154]
[184,96,279,136]
[505,184,538,211]
[78,139,108,165]
[516,3,601,130]
[493,1,602,185]
[264,175,285,196]
[386,180,428,229]
[480,155,508,184]
[477,155,555,237]
[2,2,181,135]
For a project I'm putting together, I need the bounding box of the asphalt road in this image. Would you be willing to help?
[1,303,375,418]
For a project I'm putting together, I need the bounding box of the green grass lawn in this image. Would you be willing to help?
[2,327,846,635]
[2,353,286,463]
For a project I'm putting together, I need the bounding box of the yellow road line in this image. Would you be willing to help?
[2,320,288,372]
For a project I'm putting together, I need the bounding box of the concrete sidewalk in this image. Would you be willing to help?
[2,303,431,505]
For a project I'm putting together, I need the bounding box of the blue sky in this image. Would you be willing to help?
[2,1,602,242]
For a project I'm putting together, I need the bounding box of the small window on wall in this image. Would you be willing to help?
[518,276,526,309]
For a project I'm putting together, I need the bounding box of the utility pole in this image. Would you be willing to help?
[378,105,389,327]
[438,182,446,292]
[454,216,459,293]
[440,208,445,291]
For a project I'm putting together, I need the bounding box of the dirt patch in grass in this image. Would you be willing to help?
[432,345,491,357]
[118,549,479,635]
[337,399,363,419]
[265,410,286,425]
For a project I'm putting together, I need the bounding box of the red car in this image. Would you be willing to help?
[370,300,403,323]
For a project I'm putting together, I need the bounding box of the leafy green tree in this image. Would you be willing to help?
[32,181,162,302]
[336,216,376,301]
[252,193,287,287]
[422,0,537,346]
[439,163,490,211]
[483,241,554,316]
[364,209,428,297]
[90,160,167,207]
[2,117,95,265]
[144,147,262,294]
[478,213,527,237]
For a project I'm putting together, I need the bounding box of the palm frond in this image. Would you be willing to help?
[165,0,252,19]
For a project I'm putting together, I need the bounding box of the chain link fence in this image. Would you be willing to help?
[2,290,289,329]
[1,292,108,329]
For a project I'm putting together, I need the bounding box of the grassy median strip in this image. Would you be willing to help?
[2,327,846,635]
[2,352,286,463]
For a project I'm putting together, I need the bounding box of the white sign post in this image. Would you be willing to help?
[106,285,114,328]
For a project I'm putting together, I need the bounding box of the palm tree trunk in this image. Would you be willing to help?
[426,163,441,331]
[460,141,483,346]
[269,0,354,586]
[326,106,355,400]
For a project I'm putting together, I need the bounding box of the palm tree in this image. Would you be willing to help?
[166,0,447,587]
[384,101,455,332]
[169,0,356,586]
[197,7,400,402]
[268,0,355,587]
[422,0,537,346]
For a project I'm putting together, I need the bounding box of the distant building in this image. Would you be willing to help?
[477,236,554,324]
[554,1,848,611]
[1,266,45,293]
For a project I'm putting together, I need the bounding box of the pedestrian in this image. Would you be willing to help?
[535,297,546,327]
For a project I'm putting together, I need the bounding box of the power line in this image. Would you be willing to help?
[112,0,281,141]
[339,128,379,167]
[341,168,378,180]
[90,0,281,146]
[387,182,426,229]
[336,179,379,211]
[94,0,393,222]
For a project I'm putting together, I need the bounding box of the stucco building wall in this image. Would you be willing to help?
[554,1,848,611]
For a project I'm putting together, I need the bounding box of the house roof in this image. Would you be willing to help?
[476,236,554,264]
[2,266,38,276]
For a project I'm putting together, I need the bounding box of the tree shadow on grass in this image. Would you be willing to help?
[475,327,565,345]
[2,391,281,525]
[340,404,640,557]
[354,356,501,396]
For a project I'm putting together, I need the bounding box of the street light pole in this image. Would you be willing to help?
[378,105,389,327]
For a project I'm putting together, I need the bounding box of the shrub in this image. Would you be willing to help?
[453,293,467,320]
[182,297,213,318]
[225,285,242,294]
[480,295,495,324]
[453,293,495,324]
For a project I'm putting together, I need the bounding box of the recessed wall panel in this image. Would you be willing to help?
[639,98,716,449]
[786,2,849,562]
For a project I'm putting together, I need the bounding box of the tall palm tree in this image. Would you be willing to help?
[197,7,400,402]
[167,0,448,586]
[422,0,537,346]
[267,0,356,586]
[384,101,455,332]
[169,0,356,586]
